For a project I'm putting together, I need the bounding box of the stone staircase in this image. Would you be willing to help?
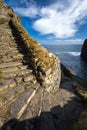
[0,19,40,126]
[0,1,85,130]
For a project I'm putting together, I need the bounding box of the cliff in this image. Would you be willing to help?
[81,39,87,63]
[0,0,87,130]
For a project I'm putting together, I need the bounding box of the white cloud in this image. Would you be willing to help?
[33,0,87,38]
[13,0,87,38]
[14,6,39,18]
[42,39,84,45]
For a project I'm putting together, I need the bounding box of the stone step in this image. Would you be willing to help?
[20,84,41,120]
[1,65,27,74]
[0,62,22,68]
[2,57,15,63]
[23,75,34,82]
[2,58,22,63]
[0,50,20,55]
[18,65,28,70]
[12,54,24,59]
[0,79,16,91]
[0,86,39,127]
[0,83,25,107]
[1,66,19,73]
[0,52,24,57]
[7,87,38,119]
[0,45,8,48]
[0,47,24,53]
[3,69,32,79]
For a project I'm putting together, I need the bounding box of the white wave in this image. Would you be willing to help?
[67,52,81,56]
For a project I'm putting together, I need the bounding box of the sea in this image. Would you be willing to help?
[43,44,87,80]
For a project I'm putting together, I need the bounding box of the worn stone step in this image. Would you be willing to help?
[0,48,24,53]
[2,58,22,63]
[3,69,32,79]
[18,65,28,70]
[0,50,19,54]
[0,87,37,127]
[17,69,32,77]
[0,52,23,57]
[12,54,24,59]
[0,62,22,68]
[23,75,34,82]
[1,66,19,73]
[2,58,15,63]
[0,83,25,107]
[0,79,16,91]
[7,87,37,119]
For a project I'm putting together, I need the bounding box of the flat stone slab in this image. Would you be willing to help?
[0,84,25,107]
[0,62,22,68]
[18,65,28,70]
[0,79,16,91]
[8,88,36,118]
[17,69,32,77]
[23,75,34,82]
[1,67,19,73]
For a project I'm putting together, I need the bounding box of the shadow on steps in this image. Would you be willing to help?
[0,97,84,130]
[8,20,32,68]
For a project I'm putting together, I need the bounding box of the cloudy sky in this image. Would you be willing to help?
[5,0,87,44]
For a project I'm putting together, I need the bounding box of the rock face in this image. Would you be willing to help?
[81,39,87,63]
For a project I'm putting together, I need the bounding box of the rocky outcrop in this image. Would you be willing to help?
[81,39,87,63]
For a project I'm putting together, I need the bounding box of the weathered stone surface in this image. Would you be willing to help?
[0,62,22,68]
[15,77,22,83]
[8,88,36,118]
[0,84,24,107]
[1,66,19,73]
[23,75,34,82]
[18,65,27,70]
[81,39,87,63]
[0,79,16,91]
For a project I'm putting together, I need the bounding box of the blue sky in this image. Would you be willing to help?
[5,0,87,44]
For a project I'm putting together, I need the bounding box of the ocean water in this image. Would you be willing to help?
[43,44,87,80]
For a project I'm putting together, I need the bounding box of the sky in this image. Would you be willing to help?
[5,0,87,44]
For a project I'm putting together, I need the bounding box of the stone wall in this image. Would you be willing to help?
[8,14,61,92]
